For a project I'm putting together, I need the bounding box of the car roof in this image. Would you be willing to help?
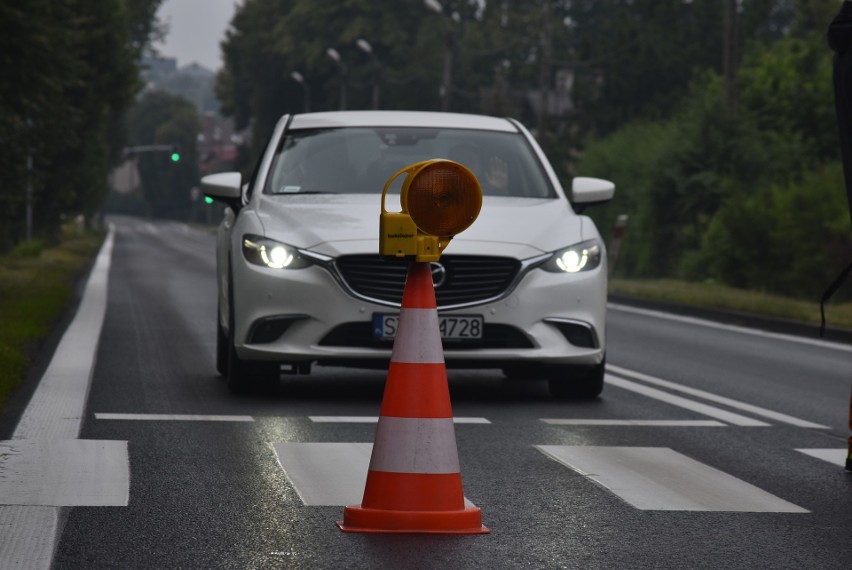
[287,110,519,133]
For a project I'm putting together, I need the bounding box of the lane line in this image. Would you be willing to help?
[536,445,808,512]
[795,448,847,467]
[14,230,114,440]
[95,413,254,422]
[608,364,829,429]
[308,416,491,424]
[608,303,852,354]
[541,419,726,427]
[605,375,770,427]
[0,228,116,570]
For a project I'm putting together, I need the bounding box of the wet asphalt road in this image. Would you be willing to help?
[10,216,851,569]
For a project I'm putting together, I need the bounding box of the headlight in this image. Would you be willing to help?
[242,235,312,269]
[542,239,602,273]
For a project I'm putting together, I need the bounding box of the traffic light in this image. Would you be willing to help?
[169,144,182,163]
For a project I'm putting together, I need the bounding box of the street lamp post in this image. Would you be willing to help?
[356,38,380,110]
[326,47,348,110]
[290,71,311,112]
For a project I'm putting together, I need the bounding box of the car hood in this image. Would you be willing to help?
[255,193,585,259]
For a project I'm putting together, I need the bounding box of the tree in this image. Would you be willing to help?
[126,92,201,219]
[0,0,164,250]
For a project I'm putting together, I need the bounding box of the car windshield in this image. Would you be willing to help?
[264,126,556,198]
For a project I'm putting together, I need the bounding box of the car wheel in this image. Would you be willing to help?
[547,357,605,399]
[216,305,228,376]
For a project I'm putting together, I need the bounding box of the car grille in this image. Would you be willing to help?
[333,255,522,308]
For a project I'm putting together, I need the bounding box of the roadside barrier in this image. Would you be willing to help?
[338,262,489,534]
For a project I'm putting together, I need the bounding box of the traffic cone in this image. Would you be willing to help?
[338,262,488,534]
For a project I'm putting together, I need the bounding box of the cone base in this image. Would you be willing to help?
[337,504,490,534]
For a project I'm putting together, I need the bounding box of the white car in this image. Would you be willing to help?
[202,111,614,398]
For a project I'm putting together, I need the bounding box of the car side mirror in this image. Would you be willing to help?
[202,172,243,212]
[572,177,615,213]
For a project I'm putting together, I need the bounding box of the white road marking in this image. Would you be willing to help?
[14,231,114,440]
[541,419,726,427]
[536,445,808,513]
[95,413,254,422]
[608,303,852,354]
[0,228,116,570]
[608,365,829,429]
[273,442,372,506]
[0,508,58,570]
[272,442,478,508]
[0,440,129,507]
[308,416,490,424]
[605,375,770,427]
[795,448,848,467]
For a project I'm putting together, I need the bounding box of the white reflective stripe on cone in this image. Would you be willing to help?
[369,417,460,474]
[390,308,444,364]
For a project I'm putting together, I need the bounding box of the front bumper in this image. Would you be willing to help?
[230,255,606,369]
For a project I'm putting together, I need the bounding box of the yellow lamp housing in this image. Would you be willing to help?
[380,159,482,262]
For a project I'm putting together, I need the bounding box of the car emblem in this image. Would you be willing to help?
[430,262,447,288]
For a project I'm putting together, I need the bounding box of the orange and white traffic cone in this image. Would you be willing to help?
[338,262,488,534]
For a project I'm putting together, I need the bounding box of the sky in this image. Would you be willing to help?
[155,0,239,71]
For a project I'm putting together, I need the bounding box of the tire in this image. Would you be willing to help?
[216,306,228,376]
[547,357,605,400]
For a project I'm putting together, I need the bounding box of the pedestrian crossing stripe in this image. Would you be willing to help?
[272,442,477,508]
[795,448,847,467]
[273,442,810,513]
[535,445,808,513]
[0,440,129,507]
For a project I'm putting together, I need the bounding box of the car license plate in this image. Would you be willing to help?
[373,314,483,341]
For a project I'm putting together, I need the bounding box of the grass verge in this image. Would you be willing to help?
[609,278,852,331]
[0,227,105,412]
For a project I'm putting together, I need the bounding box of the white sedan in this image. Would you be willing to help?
[202,111,614,398]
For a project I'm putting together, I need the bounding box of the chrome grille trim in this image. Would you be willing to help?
[322,253,551,311]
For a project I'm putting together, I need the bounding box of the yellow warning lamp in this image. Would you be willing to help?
[380,159,482,262]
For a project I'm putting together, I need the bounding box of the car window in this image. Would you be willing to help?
[264,127,556,198]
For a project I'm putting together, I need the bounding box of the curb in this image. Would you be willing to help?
[608,293,852,346]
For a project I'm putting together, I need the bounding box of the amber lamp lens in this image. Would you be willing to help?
[406,163,482,236]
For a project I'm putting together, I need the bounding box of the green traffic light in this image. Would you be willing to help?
[204,196,214,205]
[170,152,181,162]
